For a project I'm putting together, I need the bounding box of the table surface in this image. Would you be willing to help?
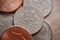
[45,0,60,40]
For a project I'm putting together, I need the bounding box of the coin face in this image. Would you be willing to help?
[23,0,52,17]
[1,25,32,40]
[0,0,23,12]
[0,13,14,36]
[14,5,43,34]
[32,21,52,40]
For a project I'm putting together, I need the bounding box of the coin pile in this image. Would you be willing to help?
[0,0,52,40]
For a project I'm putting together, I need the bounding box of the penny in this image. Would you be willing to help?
[14,5,43,34]
[32,21,52,40]
[1,25,32,40]
[23,0,52,17]
[0,13,14,36]
[0,0,23,12]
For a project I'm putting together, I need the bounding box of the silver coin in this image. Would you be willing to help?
[23,0,52,17]
[14,5,43,34]
[0,12,14,36]
[32,21,52,40]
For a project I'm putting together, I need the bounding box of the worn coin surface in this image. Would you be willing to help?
[23,0,52,17]
[32,21,52,40]
[0,0,23,12]
[1,25,32,40]
[14,5,43,34]
[0,12,14,36]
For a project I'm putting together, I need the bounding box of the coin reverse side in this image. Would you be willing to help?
[32,21,52,40]
[23,0,52,17]
[14,5,43,34]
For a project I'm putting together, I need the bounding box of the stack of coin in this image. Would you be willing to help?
[13,5,52,40]
[0,0,52,40]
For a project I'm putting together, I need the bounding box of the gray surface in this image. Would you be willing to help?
[14,6,43,34]
[32,21,52,40]
[23,0,52,17]
[0,12,14,36]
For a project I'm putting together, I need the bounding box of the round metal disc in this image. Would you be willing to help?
[32,21,52,40]
[14,5,43,34]
[0,13,14,36]
[0,0,23,12]
[1,25,32,40]
[23,0,52,17]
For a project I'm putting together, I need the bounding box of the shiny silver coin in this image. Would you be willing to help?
[14,5,43,34]
[32,21,52,40]
[0,12,14,36]
[23,0,52,17]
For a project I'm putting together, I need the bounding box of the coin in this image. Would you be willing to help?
[14,5,43,34]
[23,0,52,17]
[0,0,23,12]
[32,21,52,40]
[1,25,32,40]
[0,13,14,36]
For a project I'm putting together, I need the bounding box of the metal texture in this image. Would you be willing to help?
[14,5,43,34]
[32,21,52,40]
[0,12,14,36]
[1,26,32,40]
[23,0,52,17]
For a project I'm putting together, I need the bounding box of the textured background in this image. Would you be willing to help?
[45,0,60,40]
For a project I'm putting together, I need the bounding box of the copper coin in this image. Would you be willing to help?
[0,0,23,12]
[1,25,32,40]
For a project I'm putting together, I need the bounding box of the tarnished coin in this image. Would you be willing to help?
[0,0,23,12]
[14,5,43,34]
[23,0,52,17]
[1,25,32,40]
[0,13,14,36]
[32,21,52,40]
